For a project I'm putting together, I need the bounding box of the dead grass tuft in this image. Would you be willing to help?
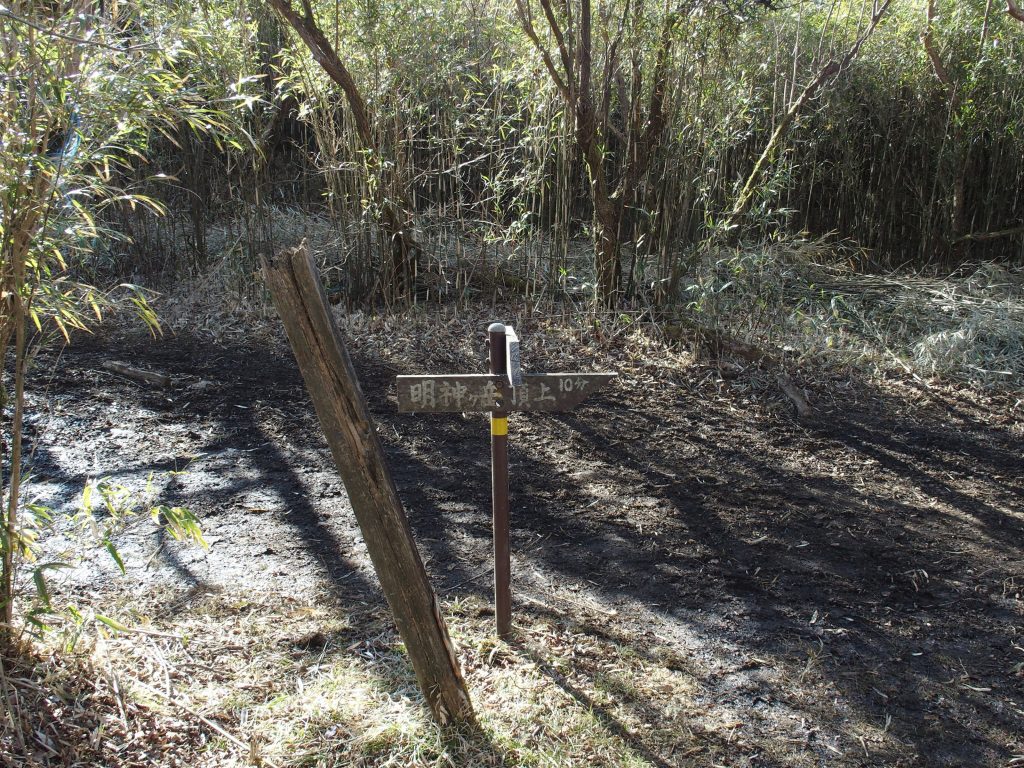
[1,640,212,767]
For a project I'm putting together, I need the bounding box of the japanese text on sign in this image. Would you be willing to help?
[396,373,615,413]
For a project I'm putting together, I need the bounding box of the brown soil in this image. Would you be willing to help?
[17,313,1024,767]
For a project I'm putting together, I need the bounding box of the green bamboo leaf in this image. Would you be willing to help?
[31,563,70,610]
[33,569,52,609]
[104,539,126,574]
[96,614,130,632]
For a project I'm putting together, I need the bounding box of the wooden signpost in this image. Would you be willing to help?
[263,243,473,726]
[397,323,615,639]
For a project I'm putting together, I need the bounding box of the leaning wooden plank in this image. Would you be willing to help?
[261,243,473,726]
[101,361,172,388]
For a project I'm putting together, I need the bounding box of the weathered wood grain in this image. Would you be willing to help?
[262,242,473,725]
[101,361,172,389]
[504,326,522,387]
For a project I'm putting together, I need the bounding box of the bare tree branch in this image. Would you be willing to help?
[514,0,572,100]
[725,0,894,230]
[598,0,629,141]
[955,223,1024,243]
[578,0,593,98]
[539,0,577,95]
[265,0,417,297]
[265,0,372,146]
[921,0,952,90]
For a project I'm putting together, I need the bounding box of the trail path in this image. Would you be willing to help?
[24,321,1024,767]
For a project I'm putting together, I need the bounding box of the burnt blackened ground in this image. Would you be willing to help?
[22,322,1024,767]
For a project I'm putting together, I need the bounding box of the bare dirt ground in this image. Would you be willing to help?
[14,308,1024,767]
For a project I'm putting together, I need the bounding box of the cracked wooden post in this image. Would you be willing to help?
[262,242,473,726]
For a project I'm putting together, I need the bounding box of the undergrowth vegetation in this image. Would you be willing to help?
[1,1,237,642]
[97,0,1024,299]
[57,0,1019,388]
[678,239,1024,386]
[2,0,1023,761]
[2,590,689,767]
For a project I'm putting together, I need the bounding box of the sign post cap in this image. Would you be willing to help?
[488,322,506,333]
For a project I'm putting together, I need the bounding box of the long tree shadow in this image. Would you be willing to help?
[351,331,1020,764]
[27,329,1023,767]
[26,333,379,602]
[363,350,1022,765]
[511,636,678,768]
[499,383,1023,766]
[159,347,382,602]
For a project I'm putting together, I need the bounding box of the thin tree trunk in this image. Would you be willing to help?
[594,199,623,305]
[265,0,416,301]
[576,105,623,304]
[0,171,46,643]
[575,0,623,304]
[1,297,26,639]
[518,0,678,306]
[183,131,208,267]
[923,0,969,262]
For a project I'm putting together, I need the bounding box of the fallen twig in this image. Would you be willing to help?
[668,319,815,418]
[0,653,27,755]
[101,361,173,389]
[777,374,812,419]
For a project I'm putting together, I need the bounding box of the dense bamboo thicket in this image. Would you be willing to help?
[29,0,1024,303]
[3,7,1024,754]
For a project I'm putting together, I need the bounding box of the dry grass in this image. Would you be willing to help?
[1,637,211,767]
[3,586,705,767]
[113,199,1024,395]
[678,238,1024,390]
[144,217,1024,392]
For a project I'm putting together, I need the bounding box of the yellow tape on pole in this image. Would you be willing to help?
[491,416,508,436]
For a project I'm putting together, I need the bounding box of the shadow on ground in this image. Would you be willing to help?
[25,329,1024,767]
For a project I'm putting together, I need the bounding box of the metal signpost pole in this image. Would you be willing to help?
[487,322,513,640]
[394,324,614,641]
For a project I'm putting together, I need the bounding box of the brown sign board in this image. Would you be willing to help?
[396,373,616,413]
